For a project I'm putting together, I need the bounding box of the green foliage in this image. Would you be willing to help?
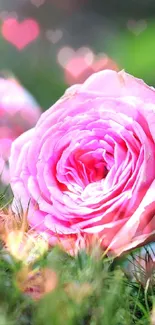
[111,20,155,84]
[0,242,153,325]
[0,186,152,325]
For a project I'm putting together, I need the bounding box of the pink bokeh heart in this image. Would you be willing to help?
[1,18,40,50]
[58,47,119,85]
[92,55,119,73]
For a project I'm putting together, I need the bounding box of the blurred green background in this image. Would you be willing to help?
[0,0,155,110]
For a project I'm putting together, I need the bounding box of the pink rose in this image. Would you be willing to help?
[9,70,155,255]
[0,76,41,183]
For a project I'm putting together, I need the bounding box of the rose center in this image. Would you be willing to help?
[56,140,113,192]
[71,147,109,186]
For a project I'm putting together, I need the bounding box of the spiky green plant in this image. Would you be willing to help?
[0,188,154,325]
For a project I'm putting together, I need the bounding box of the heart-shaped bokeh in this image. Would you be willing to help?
[46,29,63,44]
[31,0,45,7]
[1,18,40,50]
[57,47,119,85]
[127,19,147,36]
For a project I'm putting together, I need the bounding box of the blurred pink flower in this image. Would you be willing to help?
[9,70,155,255]
[0,76,41,183]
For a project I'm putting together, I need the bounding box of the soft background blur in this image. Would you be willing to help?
[0,0,155,110]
